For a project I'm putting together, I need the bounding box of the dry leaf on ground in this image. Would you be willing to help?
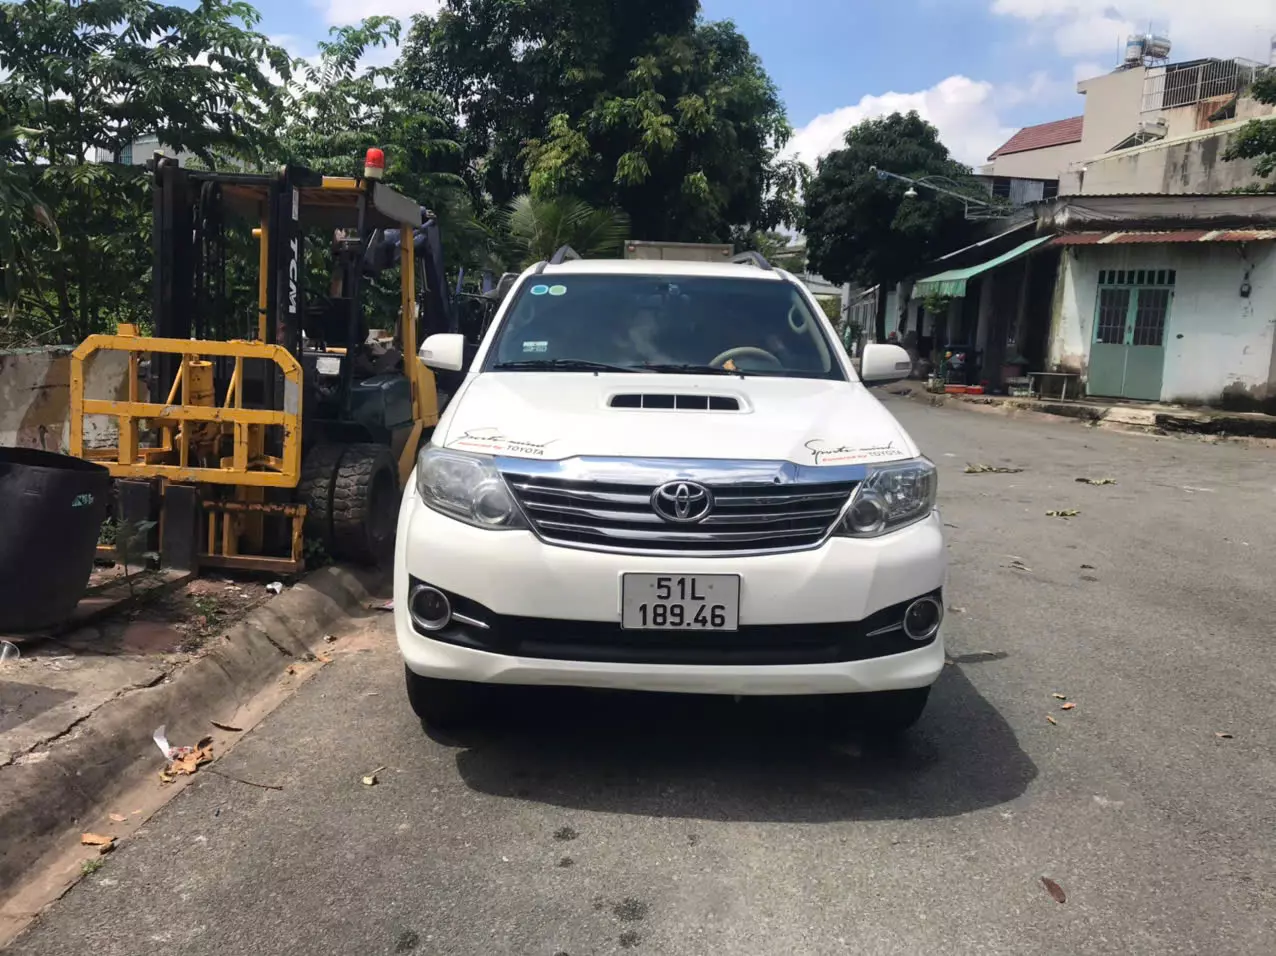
[1041,876,1067,903]
[210,721,243,732]
[316,653,333,664]
[1046,509,1080,518]
[1215,732,1234,739]
[1052,693,1068,700]
[1061,702,1076,711]
[81,833,116,852]
[361,766,386,787]
[1075,477,1117,485]
[965,463,1024,474]
[108,813,127,823]
[1046,715,1058,725]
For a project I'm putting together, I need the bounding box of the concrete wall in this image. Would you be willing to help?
[1048,242,1276,407]
[986,141,1088,180]
[1066,126,1265,196]
[1076,67,1149,156]
[0,348,134,451]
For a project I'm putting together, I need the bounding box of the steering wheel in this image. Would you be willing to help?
[709,346,784,370]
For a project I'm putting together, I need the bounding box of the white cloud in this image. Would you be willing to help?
[1072,60,1107,83]
[991,0,1275,63]
[320,0,443,26]
[782,75,1021,169]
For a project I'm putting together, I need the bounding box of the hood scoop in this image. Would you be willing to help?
[608,393,742,411]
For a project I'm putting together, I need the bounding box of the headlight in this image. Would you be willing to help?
[836,457,936,537]
[415,445,528,530]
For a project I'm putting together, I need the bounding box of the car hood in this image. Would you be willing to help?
[436,372,918,468]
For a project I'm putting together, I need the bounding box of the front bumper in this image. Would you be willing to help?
[393,490,947,696]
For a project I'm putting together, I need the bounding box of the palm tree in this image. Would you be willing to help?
[501,194,630,268]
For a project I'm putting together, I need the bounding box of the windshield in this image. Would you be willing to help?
[483,274,845,379]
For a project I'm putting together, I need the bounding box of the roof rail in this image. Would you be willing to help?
[730,250,773,271]
[549,244,581,264]
[532,260,549,275]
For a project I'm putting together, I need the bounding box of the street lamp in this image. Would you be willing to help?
[869,166,1018,221]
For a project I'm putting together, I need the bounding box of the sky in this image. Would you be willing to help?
[256,0,1276,169]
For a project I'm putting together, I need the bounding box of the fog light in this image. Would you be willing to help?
[903,596,943,641]
[409,584,451,632]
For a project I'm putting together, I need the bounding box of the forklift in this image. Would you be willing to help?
[69,149,455,573]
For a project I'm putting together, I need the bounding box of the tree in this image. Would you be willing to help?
[500,194,630,268]
[1224,69,1276,186]
[401,1,799,243]
[803,111,976,341]
[0,0,293,343]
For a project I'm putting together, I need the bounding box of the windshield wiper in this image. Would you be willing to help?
[493,359,638,373]
[639,363,745,377]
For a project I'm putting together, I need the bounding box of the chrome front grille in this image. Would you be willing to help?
[502,469,858,554]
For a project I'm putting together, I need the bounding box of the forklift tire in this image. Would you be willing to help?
[298,444,346,556]
[330,444,400,567]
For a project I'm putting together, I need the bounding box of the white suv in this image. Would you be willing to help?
[394,255,946,733]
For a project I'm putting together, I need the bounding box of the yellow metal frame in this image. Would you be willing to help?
[69,325,303,487]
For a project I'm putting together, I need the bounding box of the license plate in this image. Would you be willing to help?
[620,574,740,631]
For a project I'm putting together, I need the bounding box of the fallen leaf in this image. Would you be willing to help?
[1046,715,1058,725]
[1075,477,1116,485]
[965,463,1024,474]
[81,833,115,849]
[1061,702,1076,711]
[361,765,386,787]
[210,720,243,732]
[1080,564,1095,569]
[1041,876,1067,904]
[1215,732,1234,739]
[949,606,967,614]
[158,770,174,785]
[108,813,127,824]
[1052,693,1068,700]
[1046,509,1080,518]
[316,653,333,664]
[1004,559,1033,573]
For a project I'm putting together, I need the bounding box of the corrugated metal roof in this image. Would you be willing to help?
[1051,229,1276,246]
[988,116,1084,159]
[913,236,1055,298]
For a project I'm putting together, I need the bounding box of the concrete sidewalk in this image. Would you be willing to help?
[890,380,1276,439]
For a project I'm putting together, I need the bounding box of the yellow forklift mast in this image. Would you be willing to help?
[70,153,449,573]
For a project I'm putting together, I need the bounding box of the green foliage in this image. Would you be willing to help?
[0,0,292,344]
[803,111,977,321]
[1223,69,1276,184]
[736,230,805,272]
[921,291,952,317]
[406,1,799,242]
[814,295,841,323]
[499,194,630,268]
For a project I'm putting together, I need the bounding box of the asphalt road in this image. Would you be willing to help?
[11,397,1276,955]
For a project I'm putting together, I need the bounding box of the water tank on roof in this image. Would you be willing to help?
[1144,34,1172,60]
[1124,35,1146,65]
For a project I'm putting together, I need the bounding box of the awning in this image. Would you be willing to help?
[1050,229,1276,246]
[912,235,1054,298]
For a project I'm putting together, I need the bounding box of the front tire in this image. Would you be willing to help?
[404,667,486,730]
[330,444,399,566]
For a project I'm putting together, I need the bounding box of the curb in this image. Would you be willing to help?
[890,384,1276,439]
[0,564,381,898]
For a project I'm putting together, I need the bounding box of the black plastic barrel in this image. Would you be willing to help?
[0,447,111,632]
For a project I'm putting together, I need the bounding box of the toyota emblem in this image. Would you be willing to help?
[651,480,713,524]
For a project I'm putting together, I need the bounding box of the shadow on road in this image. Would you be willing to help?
[452,665,1036,823]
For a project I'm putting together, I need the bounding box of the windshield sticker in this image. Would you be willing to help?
[522,340,549,353]
[529,284,549,296]
[451,427,558,458]
[805,439,902,466]
[548,284,567,296]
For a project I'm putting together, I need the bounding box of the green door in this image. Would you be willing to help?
[1088,273,1173,401]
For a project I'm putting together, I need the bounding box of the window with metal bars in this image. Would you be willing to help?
[1092,268,1175,348]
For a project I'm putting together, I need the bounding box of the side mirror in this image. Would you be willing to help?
[419,333,466,372]
[859,343,912,386]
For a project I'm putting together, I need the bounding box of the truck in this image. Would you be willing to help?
[622,240,734,263]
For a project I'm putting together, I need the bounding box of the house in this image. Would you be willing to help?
[981,35,1276,198]
[908,194,1276,410]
